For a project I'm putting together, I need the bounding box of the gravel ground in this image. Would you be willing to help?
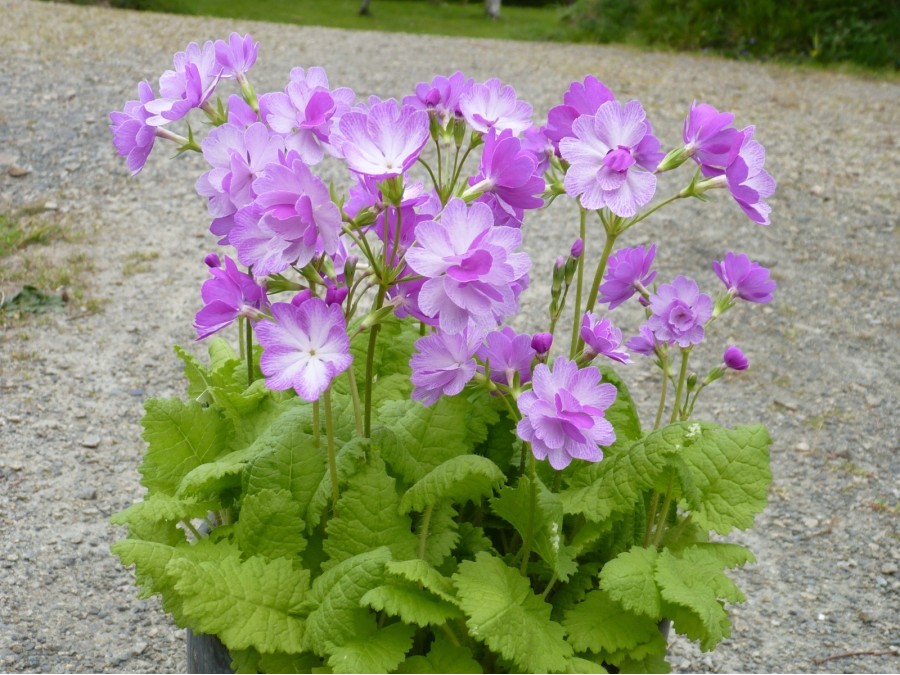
[0,0,898,672]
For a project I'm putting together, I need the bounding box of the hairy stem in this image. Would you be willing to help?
[363,284,388,437]
[245,315,254,385]
[519,455,537,575]
[575,230,617,354]
[568,207,588,359]
[670,348,691,424]
[417,504,434,560]
[323,388,340,508]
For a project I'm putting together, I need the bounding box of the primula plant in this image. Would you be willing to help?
[110,35,775,674]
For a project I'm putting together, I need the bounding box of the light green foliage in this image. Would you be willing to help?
[385,559,458,604]
[491,476,578,581]
[235,488,307,560]
[328,622,415,674]
[323,459,418,566]
[109,493,216,531]
[453,553,574,673]
[305,436,368,530]
[416,502,459,566]
[395,635,482,673]
[399,454,506,514]
[598,366,642,452]
[170,553,309,653]
[177,444,262,497]
[140,398,229,494]
[600,547,662,618]
[563,589,662,654]
[361,581,463,627]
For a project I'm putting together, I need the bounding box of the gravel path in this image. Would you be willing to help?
[0,0,898,672]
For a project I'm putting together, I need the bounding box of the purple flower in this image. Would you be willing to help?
[516,358,616,470]
[598,244,657,310]
[712,252,776,303]
[683,101,743,177]
[255,299,352,402]
[459,78,532,136]
[477,326,535,387]
[405,199,531,334]
[259,67,355,165]
[580,313,631,364]
[647,276,713,348]
[145,41,223,125]
[214,33,259,79]
[196,122,284,243]
[203,252,221,268]
[109,81,157,175]
[723,345,749,371]
[545,75,615,151]
[226,94,259,127]
[570,238,584,259]
[403,71,473,126]
[531,332,553,356]
[626,324,658,357]
[230,154,342,276]
[560,100,658,217]
[725,130,776,225]
[521,125,555,174]
[193,256,268,340]
[331,99,430,179]
[410,328,482,406]
[468,128,545,226]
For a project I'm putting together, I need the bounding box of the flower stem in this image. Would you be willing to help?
[643,491,660,547]
[568,207,587,359]
[245,315,254,385]
[323,387,340,508]
[575,230,617,355]
[652,473,676,548]
[312,400,321,451]
[346,368,364,437]
[670,348,691,424]
[519,454,537,575]
[653,354,670,431]
[363,284,388,437]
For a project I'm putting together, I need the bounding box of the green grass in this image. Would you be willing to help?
[129,0,573,42]
[0,210,61,258]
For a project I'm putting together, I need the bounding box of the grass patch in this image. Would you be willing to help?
[122,250,160,277]
[0,210,64,258]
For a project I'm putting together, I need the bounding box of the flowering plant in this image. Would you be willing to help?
[110,35,775,674]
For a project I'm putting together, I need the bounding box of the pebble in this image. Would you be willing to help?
[881,562,898,575]
[80,435,101,449]
[7,165,31,177]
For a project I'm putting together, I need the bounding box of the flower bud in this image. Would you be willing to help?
[290,290,313,307]
[531,332,553,355]
[204,253,221,268]
[570,238,584,259]
[655,145,692,173]
[324,285,349,307]
[723,345,749,371]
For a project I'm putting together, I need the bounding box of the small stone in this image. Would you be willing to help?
[875,576,887,587]
[802,517,819,529]
[76,488,97,500]
[858,610,875,624]
[795,441,810,452]
[8,165,31,178]
[817,613,826,621]
[43,201,58,211]
[7,416,23,423]
[80,435,101,449]
[881,562,898,575]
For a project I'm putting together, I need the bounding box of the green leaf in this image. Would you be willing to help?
[385,559,458,605]
[677,422,772,534]
[177,444,262,498]
[110,493,216,530]
[491,476,577,581]
[563,589,663,654]
[374,396,473,484]
[235,488,307,560]
[654,545,745,650]
[303,548,392,666]
[323,459,417,567]
[169,553,310,654]
[417,503,459,567]
[306,436,369,530]
[395,635,482,673]
[257,650,324,673]
[399,454,506,514]
[327,621,414,674]
[361,581,463,627]
[453,552,573,673]
[599,547,662,618]
[140,398,229,494]
[563,656,608,673]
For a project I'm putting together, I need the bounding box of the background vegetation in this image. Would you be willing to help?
[50,0,900,73]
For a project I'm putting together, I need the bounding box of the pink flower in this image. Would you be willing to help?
[725,130,776,225]
[459,78,532,136]
[410,328,481,406]
[193,256,267,340]
[580,313,631,364]
[256,299,352,402]
[145,40,222,125]
[647,276,713,348]
[516,359,616,470]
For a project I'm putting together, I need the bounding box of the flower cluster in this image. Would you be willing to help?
[111,35,776,473]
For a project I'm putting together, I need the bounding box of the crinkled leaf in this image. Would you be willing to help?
[491,476,577,581]
[257,650,323,673]
[177,444,262,497]
[327,621,415,674]
[564,656,609,673]
[169,553,309,654]
[598,365,642,452]
[110,493,216,529]
[654,545,745,651]
[235,488,307,560]
[399,454,506,514]
[303,548,391,661]
[453,552,573,673]
[306,436,369,530]
[140,398,229,494]
[374,396,473,485]
[385,559,458,605]
[395,635,482,673]
[417,502,459,567]
[563,589,663,654]
[599,547,662,618]
[323,459,417,567]
[361,582,463,627]
[677,422,772,534]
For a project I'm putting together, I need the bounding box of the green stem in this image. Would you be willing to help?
[312,400,321,451]
[652,474,676,548]
[541,572,558,600]
[417,504,434,560]
[346,368,364,437]
[323,388,339,508]
[448,143,476,196]
[439,622,461,648]
[182,519,204,542]
[569,207,588,359]
[575,229,617,354]
[237,317,246,361]
[670,348,691,424]
[519,454,537,575]
[643,491,660,547]
[621,192,685,233]
[363,285,388,437]
[653,355,669,431]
